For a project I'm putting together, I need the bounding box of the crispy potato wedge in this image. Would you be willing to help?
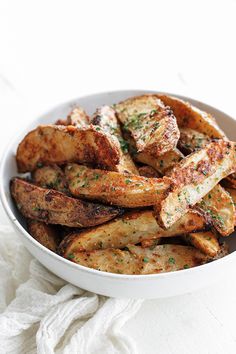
[11,178,122,227]
[67,106,90,128]
[178,128,211,155]
[65,163,171,207]
[27,220,60,251]
[91,105,138,174]
[183,231,220,257]
[156,94,226,139]
[197,184,235,236]
[66,244,214,275]
[58,209,207,255]
[155,140,236,228]
[32,165,68,193]
[225,187,236,224]
[138,165,161,178]
[136,149,184,175]
[16,125,121,172]
[115,95,180,156]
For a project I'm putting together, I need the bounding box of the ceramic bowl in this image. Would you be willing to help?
[1,90,236,299]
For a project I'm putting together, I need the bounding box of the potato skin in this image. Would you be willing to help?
[16,125,121,172]
[27,220,60,251]
[115,95,180,156]
[58,209,207,256]
[66,244,213,275]
[65,163,171,208]
[11,178,122,227]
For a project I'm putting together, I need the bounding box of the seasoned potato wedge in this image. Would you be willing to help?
[178,128,211,155]
[16,125,121,172]
[59,209,207,255]
[91,105,138,174]
[155,140,236,228]
[65,163,171,208]
[138,165,161,178]
[115,95,180,156]
[11,178,122,227]
[156,94,226,139]
[183,231,220,257]
[197,185,235,236]
[27,220,60,251]
[136,149,184,175]
[66,244,214,274]
[67,106,90,128]
[32,165,68,193]
[225,187,236,224]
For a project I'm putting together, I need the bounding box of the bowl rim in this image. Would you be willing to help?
[1,89,236,281]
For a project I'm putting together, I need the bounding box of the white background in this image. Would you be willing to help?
[1,0,236,353]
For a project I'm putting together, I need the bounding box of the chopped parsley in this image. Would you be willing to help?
[125,179,132,184]
[143,257,149,263]
[67,253,75,259]
[168,257,175,264]
[183,264,189,269]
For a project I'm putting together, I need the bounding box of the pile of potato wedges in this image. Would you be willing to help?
[11,94,236,275]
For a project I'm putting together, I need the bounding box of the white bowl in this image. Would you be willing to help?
[1,90,236,299]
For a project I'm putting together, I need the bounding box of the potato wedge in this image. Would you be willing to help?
[183,231,220,257]
[11,178,122,227]
[91,105,138,174]
[66,244,213,275]
[27,220,60,251]
[58,209,207,255]
[67,106,90,128]
[65,163,171,207]
[178,128,211,155]
[197,185,235,236]
[156,94,226,139]
[136,149,184,175]
[155,140,236,228]
[16,125,121,172]
[115,95,180,156]
[224,187,236,224]
[32,165,68,193]
[138,165,161,178]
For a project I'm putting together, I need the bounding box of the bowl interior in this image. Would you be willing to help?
[2,90,236,259]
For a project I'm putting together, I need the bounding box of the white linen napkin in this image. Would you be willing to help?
[0,224,143,354]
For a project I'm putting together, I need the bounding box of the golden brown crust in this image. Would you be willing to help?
[155,140,236,229]
[16,125,121,172]
[197,185,235,236]
[66,244,213,275]
[115,95,180,156]
[155,94,226,139]
[27,220,60,251]
[178,128,211,155]
[136,149,184,175]
[91,105,139,175]
[65,163,171,208]
[58,209,207,256]
[183,231,220,257]
[11,178,122,227]
[32,165,68,193]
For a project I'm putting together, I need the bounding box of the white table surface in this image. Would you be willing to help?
[1,1,236,353]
